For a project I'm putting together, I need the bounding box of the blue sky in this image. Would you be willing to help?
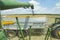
[38,0,57,8]
[16,0,58,8]
[1,0,60,14]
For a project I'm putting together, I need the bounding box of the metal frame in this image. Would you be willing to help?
[55,18,60,23]
[0,10,2,29]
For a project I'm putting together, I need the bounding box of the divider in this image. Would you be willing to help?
[29,26,32,40]
[16,17,25,40]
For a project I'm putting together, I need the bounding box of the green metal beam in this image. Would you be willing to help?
[16,17,25,40]
[0,0,33,10]
[0,9,2,29]
[44,27,52,40]
[29,26,32,40]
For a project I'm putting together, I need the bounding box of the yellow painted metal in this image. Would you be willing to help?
[58,30,60,36]
[2,21,14,25]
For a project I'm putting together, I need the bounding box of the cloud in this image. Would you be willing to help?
[56,2,60,7]
[51,1,60,14]
[1,8,32,14]
[29,0,47,13]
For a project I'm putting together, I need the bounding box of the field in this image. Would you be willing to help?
[8,35,60,40]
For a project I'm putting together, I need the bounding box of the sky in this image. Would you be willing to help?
[1,0,60,14]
